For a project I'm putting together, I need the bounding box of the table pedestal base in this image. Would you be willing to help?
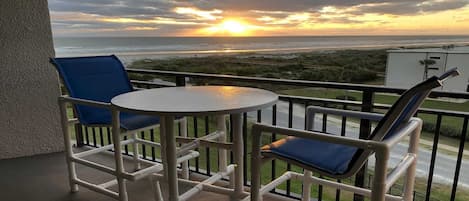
[156,114,246,201]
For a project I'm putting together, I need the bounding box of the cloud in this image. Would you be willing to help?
[49,0,177,17]
[174,7,223,20]
[419,0,469,12]
[49,0,469,18]
[47,0,469,36]
[353,0,469,15]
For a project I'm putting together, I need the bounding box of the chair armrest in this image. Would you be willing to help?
[381,118,422,148]
[251,123,379,150]
[58,96,111,109]
[252,117,421,153]
[306,106,422,148]
[307,105,383,122]
[306,105,384,131]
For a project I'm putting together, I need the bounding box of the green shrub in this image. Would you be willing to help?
[336,95,357,101]
[422,122,463,140]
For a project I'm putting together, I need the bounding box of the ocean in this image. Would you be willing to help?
[53,35,469,63]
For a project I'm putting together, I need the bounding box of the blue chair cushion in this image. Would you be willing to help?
[79,111,160,130]
[262,136,358,175]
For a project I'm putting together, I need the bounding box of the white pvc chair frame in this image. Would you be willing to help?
[248,106,422,201]
[58,96,199,201]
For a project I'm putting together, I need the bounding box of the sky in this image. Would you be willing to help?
[48,0,469,37]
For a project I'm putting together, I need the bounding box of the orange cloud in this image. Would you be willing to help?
[174,7,223,20]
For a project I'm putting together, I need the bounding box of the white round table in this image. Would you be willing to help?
[111,86,278,201]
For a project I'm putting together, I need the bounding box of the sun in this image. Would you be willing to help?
[220,20,246,34]
[202,19,252,36]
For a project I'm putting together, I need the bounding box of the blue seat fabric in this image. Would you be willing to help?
[262,136,358,175]
[51,55,161,130]
[382,94,420,140]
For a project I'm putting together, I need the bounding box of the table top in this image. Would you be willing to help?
[111,86,278,116]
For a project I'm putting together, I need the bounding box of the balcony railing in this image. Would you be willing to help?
[72,68,469,201]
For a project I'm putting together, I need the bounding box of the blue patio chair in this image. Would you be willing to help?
[51,55,197,201]
[248,68,459,201]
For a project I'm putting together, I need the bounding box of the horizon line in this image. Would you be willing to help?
[53,34,469,38]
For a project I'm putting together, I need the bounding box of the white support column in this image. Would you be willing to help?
[232,113,244,199]
[180,117,190,179]
[162,116,179,201]
[59,101,79,192]
[112,109,128,201]
[0,0,63,160]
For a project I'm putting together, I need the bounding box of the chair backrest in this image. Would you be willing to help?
[368,77,438,141]
[51,55,133,125]
[345,68,459,176]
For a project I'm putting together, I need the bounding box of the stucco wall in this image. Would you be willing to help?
[0,0,64,159]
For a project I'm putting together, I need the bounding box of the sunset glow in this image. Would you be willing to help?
[48,1,469,37]
[221,20,246,34]
[202,19,252,36]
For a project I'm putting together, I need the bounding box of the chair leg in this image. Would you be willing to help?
[112,110,129,201]
[301,170,312,201]
[131,133,141,170]
[371,149,389,201]
[180,117,189,180]
[231,113,245,199]
[159,119,169,200]
[59,101,79,192]
[151,175,164,201]
[403,124,421,201]
[402,160,417,201]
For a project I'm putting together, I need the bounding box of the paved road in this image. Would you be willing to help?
[247,101,469,188]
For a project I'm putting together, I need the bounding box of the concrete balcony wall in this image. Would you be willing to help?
[0,0,63,159]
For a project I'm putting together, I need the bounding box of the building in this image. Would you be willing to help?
[385,46,469,92]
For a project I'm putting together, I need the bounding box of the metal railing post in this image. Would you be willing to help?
[74,125,84,147]
[72,109,85,147]
[354,90,374,201]
[176,76,186,87]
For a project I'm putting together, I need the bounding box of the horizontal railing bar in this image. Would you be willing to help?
[127,71,469,117]
[130,80,174,87]
[129,80,469,118]
[126,68,469,99]
[279,95,362,106]
[284,95,469,117]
